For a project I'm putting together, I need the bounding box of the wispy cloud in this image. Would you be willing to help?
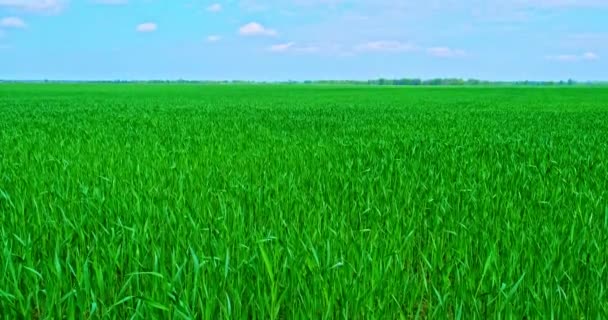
[427,47,466,58]
[582,52,599,60]
[206,3,221,12]
[0,16,26,28]
[136,22,157,33]
[269,39,468,58]
[268,42,295,52]
[295,45,321,53]
[0,0,66,14]
[239,22,277,36]
[355,40,417,53]
[267,42,336,55]
[92,0,128,5]
[547,52,599,62]
[522,0,608,9]
[207,35,221,42]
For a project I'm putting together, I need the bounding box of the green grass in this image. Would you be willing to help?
[1,84,607,318]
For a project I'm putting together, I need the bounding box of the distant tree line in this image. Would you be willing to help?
[1,78,606,86]
[126,78,606,86]
[297,78,598,86]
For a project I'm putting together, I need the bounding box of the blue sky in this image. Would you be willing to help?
[0,0,607,81]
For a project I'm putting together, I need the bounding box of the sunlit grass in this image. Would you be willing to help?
[1,84,607,318]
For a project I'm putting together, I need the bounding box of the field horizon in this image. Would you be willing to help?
[2,79,608,86]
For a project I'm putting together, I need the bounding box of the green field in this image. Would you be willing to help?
[1,84,607,318]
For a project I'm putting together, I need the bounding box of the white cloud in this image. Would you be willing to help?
[207,35,221,42]
[355,40,417,53]
[206,3,221,12]
[0,16,26,28]
[547,51,600,62]
[0,0,66,14]
[136,22,157,32]
[238,22,277,36]
[427,46,466,58]
[268,42,295,52]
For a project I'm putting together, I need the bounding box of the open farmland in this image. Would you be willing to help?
[1,84,607,318]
